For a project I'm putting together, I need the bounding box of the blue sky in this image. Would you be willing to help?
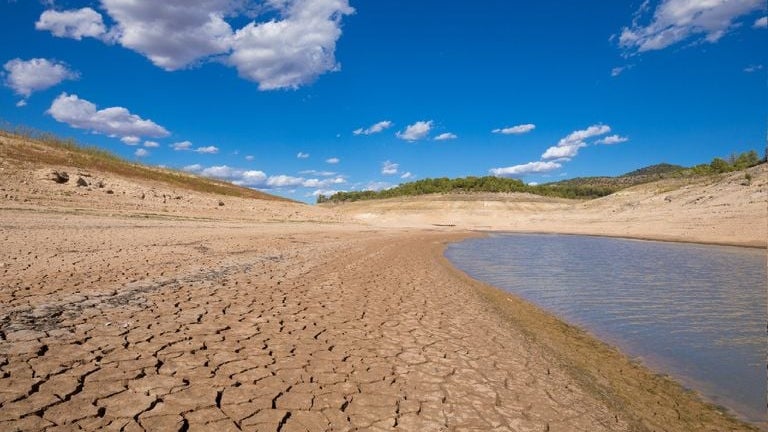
[1,1,765,202]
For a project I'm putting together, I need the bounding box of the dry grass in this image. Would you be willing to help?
[0,126,291,202]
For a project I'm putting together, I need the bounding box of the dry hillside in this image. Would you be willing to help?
[0,131,343,224]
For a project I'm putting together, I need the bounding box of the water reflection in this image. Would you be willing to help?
[445,233,767,426]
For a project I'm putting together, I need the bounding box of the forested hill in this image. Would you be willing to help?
[319,151,763,204]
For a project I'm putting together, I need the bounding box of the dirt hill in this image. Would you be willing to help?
[0,130,343,224]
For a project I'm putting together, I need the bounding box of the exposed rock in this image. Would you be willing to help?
[218,200,225,206]
[76,177,88,187]
[106,190,114,194]
[51,171,69,184]
[97,181,105,188]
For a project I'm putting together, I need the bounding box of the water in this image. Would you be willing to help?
[445,233,767,426]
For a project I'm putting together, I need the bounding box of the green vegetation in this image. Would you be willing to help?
[318,175,619,203]
[0,125,289,202]
[319,151,764,204]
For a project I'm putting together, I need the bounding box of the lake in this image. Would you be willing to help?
[445,233,766,426]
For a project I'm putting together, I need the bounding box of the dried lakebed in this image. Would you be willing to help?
[446,233,767,428]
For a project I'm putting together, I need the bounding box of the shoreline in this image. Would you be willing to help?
[436,232,765,430]
[432,235,768,431]
[471,228,768,249]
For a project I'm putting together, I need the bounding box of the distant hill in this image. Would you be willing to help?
[621,163,685,177]
[322,154,764,204]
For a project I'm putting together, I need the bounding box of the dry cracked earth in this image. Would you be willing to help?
[0,212,635,432]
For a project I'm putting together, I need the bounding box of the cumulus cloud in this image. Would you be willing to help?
[171,140,193,150]
[267,175,305,187]
[47,93,170,140]
[37,0,354,90]
[229,0,354,89]
[134,148,149,157]
[299,169,336,176]
[121,136,141,145]
[618,0,763,53]
[611,65,634,77]
[381,160,399,175]
[490,161,562,177]
[325,157,340,164]
[396,120,433,141]
[400,172,414,179]
[364,181,391,191]
[35,7,110,40]
[101,0,234,71]
[596,134,629,145]
[541,124,611,160]
[312,188,342,197]
[3,58,79,98]
[194,145,219,154]
[434,132,457,141]
[297,152,310,159]
[354,120,392,135]
[754,16,767,28]
[143,140,160,148]
[492,124,535,135]
[183,163,345,189]
[744,64,764,72]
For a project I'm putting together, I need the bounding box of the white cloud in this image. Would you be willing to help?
[541,124,611,160]
[326,157,340,164]
[37,1,354,90]
[754,16,767,28]
[312,188,342,197]
[492,124,535,135]
[299,169,336,176]
[3,58,79,98]
[228,0,355,89]
[47,93,170,140]
[400,172,414,179]
[121,136,141,145]
[267,175,305,187]
[183,163,344,190]
[245,155,255,161]
[194,145,219,154]
[16,100,27,107]
[353,120,392,135]
[100,0,233,71]
[143,140,160,148]
[611,65,634,77]
[134,148,149,157]
[541,144,585,160]
[364,181,391,191]
[297,152,310,159]
[302,176,345,188]
[381,160,399,175]
[396,120,433,141]
[171,140,193,151]
[618,0,763,52]
[434,132,457,141]
[744,64,764,72]
[490,161,562,177]
[35,7,109,40]
[597,134,629,145]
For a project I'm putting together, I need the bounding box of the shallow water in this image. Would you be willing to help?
[445,233,767,426]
